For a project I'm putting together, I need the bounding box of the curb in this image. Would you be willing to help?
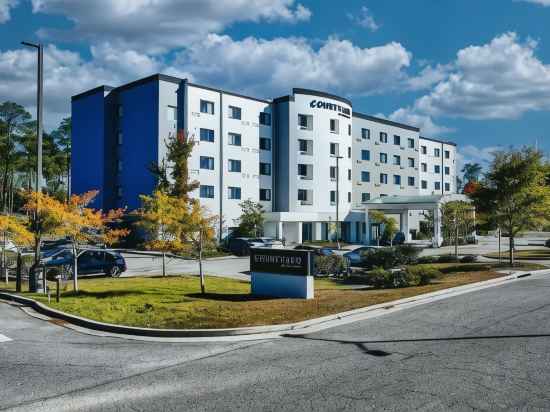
[1,269,548,340]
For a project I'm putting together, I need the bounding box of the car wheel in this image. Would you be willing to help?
[109,266,122,278]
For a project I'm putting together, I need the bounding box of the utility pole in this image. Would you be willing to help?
[332,155,344,249]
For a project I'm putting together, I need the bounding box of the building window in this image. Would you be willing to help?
[228,132,241,146]
[445,150,450,159]
[380,132,388,143]
[347,192,352,203]
[117,186,123,197]
[260,138,271,151]
[361,171,370,182]
[166,106,177,121]
[380,153,388,164]
[228,159,241,172]
[394,135,401,146]
[347,169,352,181]
[330,190,336,204]
[393,155,401,166]
[260,188,271,201]
[228,187,241,200]
[299,139,309,152]
[361,193,371,203]
[434,148,441,157]
[200,156,214,170]
[361,128,370,139]
[259,112,271,126]
[421,180,427,189]
[380,173,388,184]
[117,105,123,117]
[435,181,441,191]
[330,119,339,134]
[421,145,427,154]
[347,146,351,158]
[408,157,415,168]
[298,114,313,130]
[200,128,214,142]
[434,165,441,174]
[408,176,415,187]
[408,138,415,149]
[200,185,214,198]
[298,164,308,177]
[394,175,401,185]
[259,162,271,176]
[117,160,123,173]
[298,189,309,201]
[200,100,214,115]
[421,163,427,172]
[348,124,352,136]
[330,143,339,156]
[228,105,241,120]
[330,166,337,180]
[445,183,451,192]
[361,150,370,161]
[444,166,450,175]
[117,131,123,145]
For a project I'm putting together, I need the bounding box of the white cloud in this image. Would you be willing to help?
[175,34,412,98]
[517,0,550,6]
[456,144,503,174]
[347,6,379,32]
[415,32,550,120]
[387,107,454,137]
[0,0,18,23]
[31,0,311,53]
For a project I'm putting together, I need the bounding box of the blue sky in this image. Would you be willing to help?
[1,0,550,169]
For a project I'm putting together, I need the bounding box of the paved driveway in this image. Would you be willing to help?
[2,271,550,411]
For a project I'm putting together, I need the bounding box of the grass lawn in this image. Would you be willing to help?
[0,262,536,329]
[484,249,550,261]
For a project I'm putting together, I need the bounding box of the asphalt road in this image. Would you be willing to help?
[2,272,550,411]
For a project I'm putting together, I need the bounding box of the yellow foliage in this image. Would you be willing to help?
[0,214,33,247]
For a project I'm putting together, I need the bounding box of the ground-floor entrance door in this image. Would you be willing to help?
[302,222,313,242]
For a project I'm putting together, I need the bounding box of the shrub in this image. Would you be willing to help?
[315,254,347,276]
[366,267,409,289]
[360,245,422,270]
[437,255,460,263]
[460,255,477,263]
[404,265,442,286]
[417,255,439,264]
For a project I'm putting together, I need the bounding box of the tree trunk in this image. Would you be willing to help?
[162,252,166,277]
[199,230,205,294]
[509,236,514,266]
[72,242,78,292]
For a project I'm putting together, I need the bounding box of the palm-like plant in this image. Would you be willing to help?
[462,163,483,183]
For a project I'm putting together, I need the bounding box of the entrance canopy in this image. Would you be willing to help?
[363,194,472,247]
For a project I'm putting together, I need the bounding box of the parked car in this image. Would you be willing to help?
[380,232,406,246]
[343,246,378,265]
[228,237,281,256]
[293,245,335,256]
[38,248,127,279]
[0,239,17,252]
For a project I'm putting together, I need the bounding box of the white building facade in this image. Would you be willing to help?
[71,74,457,245]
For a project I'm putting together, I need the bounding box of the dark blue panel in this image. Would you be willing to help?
[71,92,105,209]
[118,81,159,210]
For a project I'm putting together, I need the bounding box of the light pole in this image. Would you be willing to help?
[331,155,344,249]
[22,41,44,266]
[21,41,43,193]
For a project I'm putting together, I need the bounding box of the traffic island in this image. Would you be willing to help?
[0,263,531,332]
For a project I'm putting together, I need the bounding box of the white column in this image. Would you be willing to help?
[313,222,322,241]
[277,221,284,240]
[433,206,443,247]
[401,211,410,242]
[297,222,303,245]
[364,207,370,245]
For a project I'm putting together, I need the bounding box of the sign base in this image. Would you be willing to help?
[251,272,314,299]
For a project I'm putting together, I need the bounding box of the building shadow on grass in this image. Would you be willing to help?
[64,290,147,299]
[185,292,278,302]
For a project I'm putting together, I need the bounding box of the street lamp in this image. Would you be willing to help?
[331,155,344,249]
[21,41,43,193]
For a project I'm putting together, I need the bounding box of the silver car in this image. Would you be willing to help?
[343,246,378,265]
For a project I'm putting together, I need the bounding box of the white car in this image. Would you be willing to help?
[0,239,17,252]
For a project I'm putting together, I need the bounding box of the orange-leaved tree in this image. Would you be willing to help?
[23,190,128,291]
[0,213,33,283]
